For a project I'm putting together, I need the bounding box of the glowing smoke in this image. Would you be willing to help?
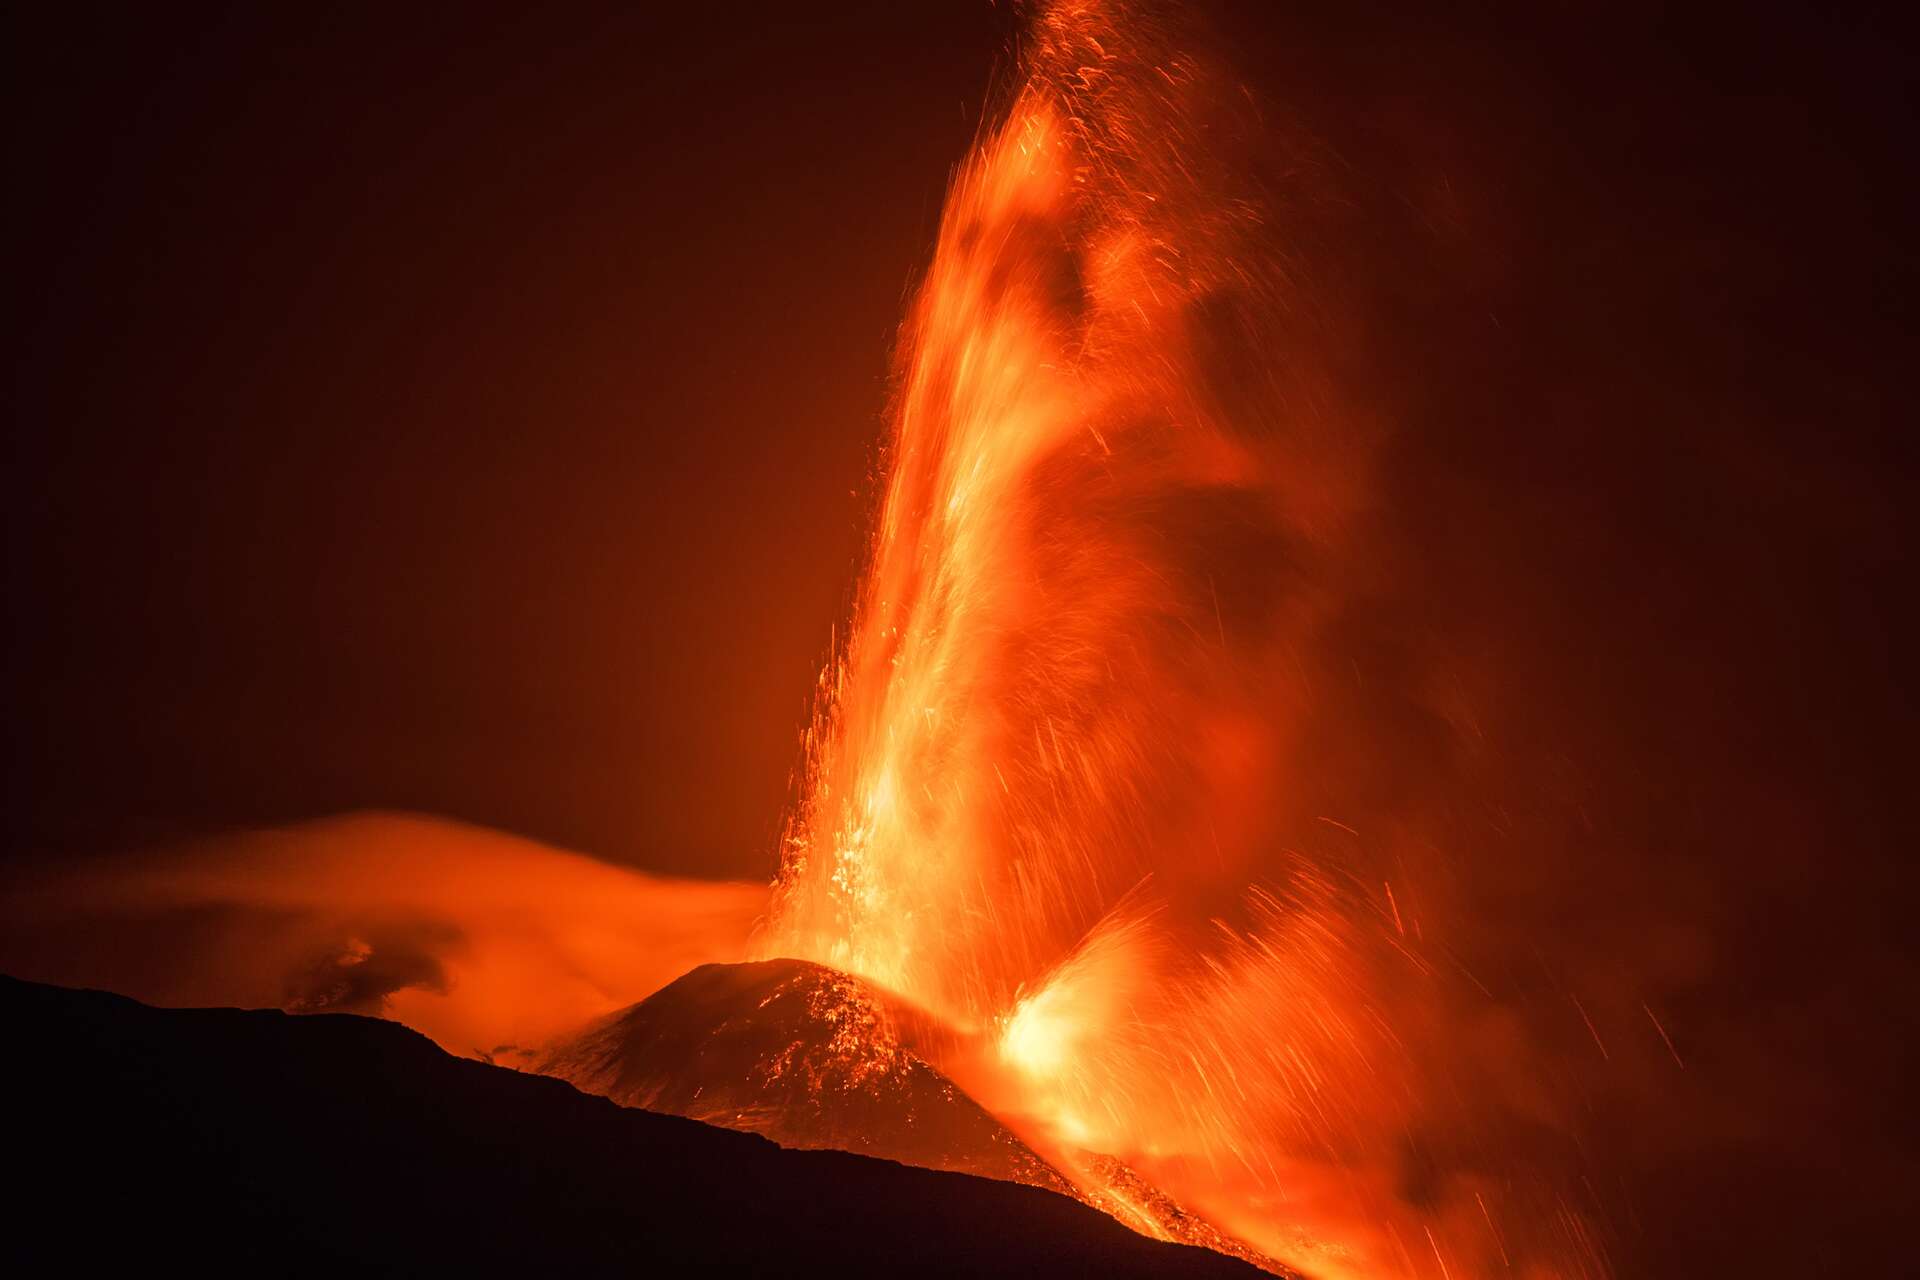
[0,812,764,1055]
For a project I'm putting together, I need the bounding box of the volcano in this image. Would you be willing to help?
[538,957,1066,1188]
[540,958,1286,1273]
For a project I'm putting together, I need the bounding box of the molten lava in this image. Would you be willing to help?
[756,4,1608,1277]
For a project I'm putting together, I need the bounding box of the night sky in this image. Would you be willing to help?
[4,3,1914,1274]
[7,2,1018,876]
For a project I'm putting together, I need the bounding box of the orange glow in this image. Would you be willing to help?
[0,812,764,1054]
[758,3,1606,1276]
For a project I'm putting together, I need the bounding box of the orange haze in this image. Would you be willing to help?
[0,812,765,1056]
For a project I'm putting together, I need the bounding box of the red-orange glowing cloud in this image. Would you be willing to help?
[0,811,765,1056]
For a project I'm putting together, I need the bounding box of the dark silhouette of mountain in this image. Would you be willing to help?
[2,973,1261,1276]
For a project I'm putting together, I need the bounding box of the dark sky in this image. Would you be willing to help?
[5,2,1017,877]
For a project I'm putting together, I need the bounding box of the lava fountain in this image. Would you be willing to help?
[758,4,1607,1277]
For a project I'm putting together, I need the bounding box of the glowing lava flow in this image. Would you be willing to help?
[760,4,1607,1278]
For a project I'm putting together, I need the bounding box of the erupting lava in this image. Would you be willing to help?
[755,4,1607,1277]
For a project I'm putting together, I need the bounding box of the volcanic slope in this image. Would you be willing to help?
[537,957,1067,1187]
[539,957,1286,1273]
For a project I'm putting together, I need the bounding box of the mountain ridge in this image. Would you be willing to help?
[2,973,1262,1276]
